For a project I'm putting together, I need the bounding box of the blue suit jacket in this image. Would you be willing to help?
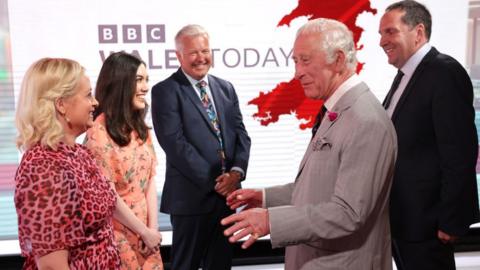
[151,68,251,215]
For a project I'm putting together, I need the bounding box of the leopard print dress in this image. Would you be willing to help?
[14,143,120,269]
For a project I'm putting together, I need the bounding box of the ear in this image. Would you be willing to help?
[333,50,347,72]
[415,23,427,43]
[54,97,67,115]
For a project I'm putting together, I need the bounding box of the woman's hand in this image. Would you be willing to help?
[140,227,162,250]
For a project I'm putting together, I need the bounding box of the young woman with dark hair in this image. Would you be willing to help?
[86,52,163,270]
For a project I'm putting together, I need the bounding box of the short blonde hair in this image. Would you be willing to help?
[16,58,85,151]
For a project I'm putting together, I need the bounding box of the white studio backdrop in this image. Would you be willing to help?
[1,0,476,253]
[7,0,469,190]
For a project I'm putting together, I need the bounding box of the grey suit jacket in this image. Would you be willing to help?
[265,83,397,270]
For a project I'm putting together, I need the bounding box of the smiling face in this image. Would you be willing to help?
[176,34,211,80]
[132,64,149,110]
[293,34,337,100]
[379,9,425,69]
[62,75,98,135]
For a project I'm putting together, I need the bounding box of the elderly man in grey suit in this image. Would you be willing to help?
[221,18,397,270]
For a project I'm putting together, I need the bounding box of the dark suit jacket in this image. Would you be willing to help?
[151,68,251,215]
[389,47,480,241]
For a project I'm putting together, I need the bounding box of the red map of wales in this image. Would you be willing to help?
[248,0,376,129]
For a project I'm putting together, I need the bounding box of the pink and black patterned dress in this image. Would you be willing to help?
[14,142,120,269]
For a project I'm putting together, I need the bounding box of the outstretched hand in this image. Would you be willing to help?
[226,188,263,210]
[221,208,269,249]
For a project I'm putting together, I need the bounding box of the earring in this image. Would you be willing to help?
[65,116,71,123]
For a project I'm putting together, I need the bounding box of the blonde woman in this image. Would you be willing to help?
[14,58,120,269]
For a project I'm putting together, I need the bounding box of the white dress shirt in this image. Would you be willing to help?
[386,43,432,117]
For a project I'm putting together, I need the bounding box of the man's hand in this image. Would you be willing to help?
[226,188,263,210]
[215,171,241,196]
[438,230,458,244]
[221,208,270,249]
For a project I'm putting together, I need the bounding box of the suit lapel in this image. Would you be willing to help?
[175,70,217,135]
[391,47,438,121]
[296,83,369,179]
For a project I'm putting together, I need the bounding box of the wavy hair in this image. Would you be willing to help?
[94,52,148,146]
[16,58,85,151]
[296,18,357,71]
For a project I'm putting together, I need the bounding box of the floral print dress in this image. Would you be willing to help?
[86,114,163,270]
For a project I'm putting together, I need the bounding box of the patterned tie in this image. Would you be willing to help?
[196,80,225,171]
[311,105,327,139]
[383,70,404,109]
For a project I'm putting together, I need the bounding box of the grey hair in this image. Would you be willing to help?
[296,18,357,71]
[175,24,209,51]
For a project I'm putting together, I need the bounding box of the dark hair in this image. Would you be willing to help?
[94,51,149,146]
[386,0,432,40]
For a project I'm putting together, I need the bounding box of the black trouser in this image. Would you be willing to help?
[170,200,233,270]
[392,237,455,270]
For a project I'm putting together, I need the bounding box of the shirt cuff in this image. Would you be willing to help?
[262,188,266,208]
[230,167,245,178]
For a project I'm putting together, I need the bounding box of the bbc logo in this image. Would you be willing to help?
[98,24,165,43]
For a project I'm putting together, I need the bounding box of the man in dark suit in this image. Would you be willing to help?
[151,24,251,270]
[378,1,479,269]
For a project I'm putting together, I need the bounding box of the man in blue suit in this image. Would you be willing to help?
[151,24,251,270]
